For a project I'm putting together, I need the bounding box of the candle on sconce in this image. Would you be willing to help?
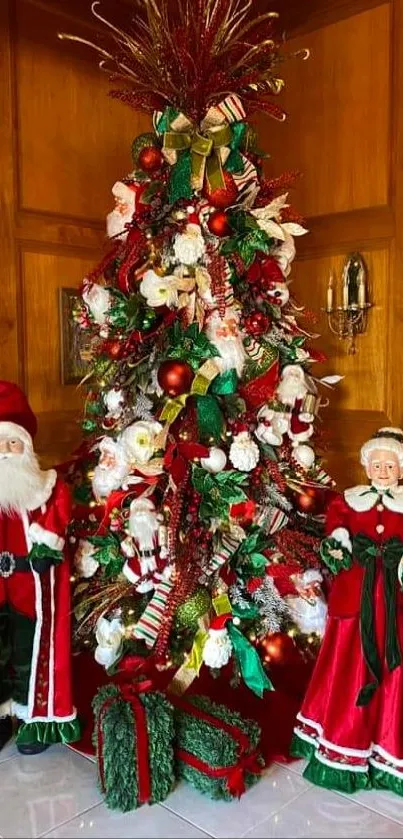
[327,274,334,312]
[342,278,349,310]
[358,275,366,308]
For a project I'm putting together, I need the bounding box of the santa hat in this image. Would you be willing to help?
[361,427,403,468]
[202,613,233,669]
[186,207,201,228]
[0,381,37,448]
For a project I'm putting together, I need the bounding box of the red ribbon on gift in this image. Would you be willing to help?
[97,658,154,806]
[172,696,263,798]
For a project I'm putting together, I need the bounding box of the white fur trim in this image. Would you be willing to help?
[293,727,317,747]
[0,699,11,718]
[47,565,55,717]
[344,485,403,513]
[369,757,403,780]
[330,527,352,552]
[372,744,403,767]
[11,701,77,723]
[28,522,64,551]
[315,751,368,773]
[296,712,323,734]
[0,421,33,449]
[27,566,42,717]
[318,737,372,758]
[122,560,141,585]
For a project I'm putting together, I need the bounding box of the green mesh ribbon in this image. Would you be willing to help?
[195,394,223,442]
[16,718,81,746]
[227,624,273,698]
[210,369,238,395]
[168,150,193,203]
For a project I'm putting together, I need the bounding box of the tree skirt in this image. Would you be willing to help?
[70,650,314,766]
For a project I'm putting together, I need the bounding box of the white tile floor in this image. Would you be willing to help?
[1,741,403,838]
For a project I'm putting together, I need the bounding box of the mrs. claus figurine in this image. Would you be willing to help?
[0,381,79,754]
[292,427,403,795]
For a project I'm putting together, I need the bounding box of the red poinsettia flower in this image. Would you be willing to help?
[230,499,256,524]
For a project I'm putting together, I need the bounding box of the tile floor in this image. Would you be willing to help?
[1,741,403,838]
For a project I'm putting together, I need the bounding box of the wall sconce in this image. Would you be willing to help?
[323,253,372,354]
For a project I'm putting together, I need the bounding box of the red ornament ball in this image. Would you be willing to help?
[244,311,271,337]
[157,360,194,397]
[293,485,327,516]
[203,171,238,209]
[207,210,232,237]
[260,632,296,666]
[138,146,163,173]
[102,340,122,360]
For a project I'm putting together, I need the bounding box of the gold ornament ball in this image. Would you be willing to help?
[174,587,211,632]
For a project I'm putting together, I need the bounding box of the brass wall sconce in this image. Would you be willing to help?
[323,253,372,354]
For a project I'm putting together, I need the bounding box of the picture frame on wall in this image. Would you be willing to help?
[59,287,90,385]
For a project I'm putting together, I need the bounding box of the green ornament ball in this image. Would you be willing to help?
[174,587,211,633]
[82,418,97,434]
[141,308,157,331]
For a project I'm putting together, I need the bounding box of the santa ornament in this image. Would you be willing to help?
[0,381,79,754]
[202,615,233,669]
[292,427,403,797]
[106,180,138,240]
[120,497,170,594]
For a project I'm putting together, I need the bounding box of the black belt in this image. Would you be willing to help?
[0,551,30,578]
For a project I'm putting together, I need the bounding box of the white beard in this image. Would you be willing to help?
[106,208,134,240]
[129,511,159,552]
[92,462,129,500]
[206,319,246,377]
[0,451,50,514]
[277,377,307,406]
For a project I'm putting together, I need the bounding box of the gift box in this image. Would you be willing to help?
[92,682,175,812]
[173,694,264,800]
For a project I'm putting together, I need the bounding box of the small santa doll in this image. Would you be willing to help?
[0,381,79,754]
[284,569,327,636]
[121,497,169,592]
[292,427,403,796]
[106,180,138,240]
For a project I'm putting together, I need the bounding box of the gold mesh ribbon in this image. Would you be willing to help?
[163,119,231,191]
[160,359,220,426]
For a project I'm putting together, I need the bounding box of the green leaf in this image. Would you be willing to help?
[166,323,219,370]
[221,393,246,419]
[214,470,248,487]
[195,394,224,442]
[219,237,239,256]
[250,552,268,571]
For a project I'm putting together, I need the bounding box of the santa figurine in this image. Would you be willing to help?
[106,180,137,240]
[0,381,79,754]
[121,497,169,592]
[284,569,327,636]
[91,436,130,501]
[276,364,317,446]
[206,307,246,378]
[291,427,403,795]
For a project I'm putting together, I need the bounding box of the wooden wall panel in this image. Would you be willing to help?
[257,3,391,217]
[20,250,92,414]
[291,247,389,412]
[15,0,151,220]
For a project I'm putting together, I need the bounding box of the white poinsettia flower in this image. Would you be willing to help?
[104,388,125,417]
[74,539,99,579]
[140,270,179,308]
[94,617,124,669]
[173,223,205,265]
[119,420,163,464]
[250,195,308,244]
[229,431,260,472]
[82,282,112,325]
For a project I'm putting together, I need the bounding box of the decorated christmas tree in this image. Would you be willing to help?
[62,0,338,697]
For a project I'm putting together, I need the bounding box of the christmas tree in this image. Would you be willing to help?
[62,0,337,697]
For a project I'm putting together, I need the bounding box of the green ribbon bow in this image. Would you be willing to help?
[163,123,231,192]
[353,533,403,706]
[227,623,274,698]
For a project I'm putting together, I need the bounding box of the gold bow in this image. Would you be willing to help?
[163,114,231,191]
[159,358,220,426]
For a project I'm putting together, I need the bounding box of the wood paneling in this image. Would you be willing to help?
[15,0,150,220]
[291,248,389,412]
[258,4,391,217]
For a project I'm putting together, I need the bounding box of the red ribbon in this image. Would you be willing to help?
[97,661,154,806]
[172,696,263,798]
[164,440,209,488]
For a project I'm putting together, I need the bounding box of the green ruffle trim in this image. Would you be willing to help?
[370,764,403,797]
[290,732,315,761]
[16,717,81,746]
[303,752,371,794]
